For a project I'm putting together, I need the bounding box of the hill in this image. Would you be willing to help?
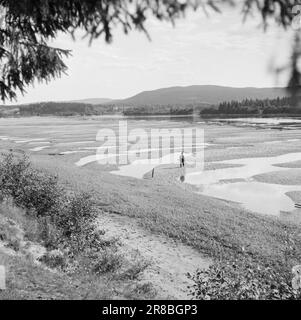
[70,98,112,105]
[0,85,291,117]
[113,85,288,106]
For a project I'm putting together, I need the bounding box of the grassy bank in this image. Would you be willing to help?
[2,149,301,299]
[30,154,301,269]
[0,153,155,300]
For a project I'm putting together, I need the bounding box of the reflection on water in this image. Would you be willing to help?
[185,152,301,216]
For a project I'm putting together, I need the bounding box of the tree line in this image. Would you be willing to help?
[201,96,301,116]
[0,102,120,117]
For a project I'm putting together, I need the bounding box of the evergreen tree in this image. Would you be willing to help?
[0,1,299,101]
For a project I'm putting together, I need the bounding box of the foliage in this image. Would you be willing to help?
[123,104,197,116]
[18,102,101,116]
[90,249,124,275]
[201,96,301,115]
[39,249,67,269]
[0,153,129,276]
[0,153,151,299]
[0,153,97,252]
[0,152,62,216]
[37,215,62,249]
[0,214,22,251]
[0,0,299,101]
[188,255,301,300]
[54,192,99,254]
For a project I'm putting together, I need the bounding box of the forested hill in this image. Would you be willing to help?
[112,85,288,106]
[0,85,292,117]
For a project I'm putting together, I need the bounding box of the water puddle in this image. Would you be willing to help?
[110,152,198,179]
[216,118,301,125]
[199,181,301,215]
[75,143,210,178]
[57,141,96,146]
[29,146,50,152]
[264,139,300,145]
[60,150,89,155]
[15,138,47,144]
[28,141,50,145]
[185,152,301,216]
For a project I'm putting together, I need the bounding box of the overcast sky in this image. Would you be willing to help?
[10,5,293,105]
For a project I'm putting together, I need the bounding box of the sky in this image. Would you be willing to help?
[9,4,294,105]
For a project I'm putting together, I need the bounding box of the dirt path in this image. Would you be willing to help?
[98,212,211,300]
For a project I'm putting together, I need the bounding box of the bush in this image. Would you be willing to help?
[0,214,23,251]
[37,216,62,250]
[39,249,67,269]
[54,192,97,253]
[0,153,99,255]
[0,152,62,216]
[91,249,123,274]
[0,153,127,278]
[188,256,301,300]
[0,153,30,199]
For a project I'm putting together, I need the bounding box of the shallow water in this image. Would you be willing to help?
[76,149,201,177]
[2,116,301,216]
[76,141,209,179]
[60,150,89,155]
[29,146,50,152]
[15,138,47,144]
[200,181,301,215]
[216,118,301,125]
[185,152,301,216]
[110,152,199,179]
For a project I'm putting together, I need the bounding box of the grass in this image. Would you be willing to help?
[0,199,155,300]
[0,154,154,300]
[2,118,301,298]
[0,250,116,300]
[28,153,301,274]
[253,169,301,185]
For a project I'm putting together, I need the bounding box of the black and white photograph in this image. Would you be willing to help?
[1,0,301,307]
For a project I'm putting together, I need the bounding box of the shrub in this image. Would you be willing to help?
[0,153,127,279]
[0,214,23,251]
[0,153,30,199]
[54,192,97,252]
[124,282,157,300]
[91,249,124,275]
[15,170,62,217]
[37,216,62,250]
[39,249,67,269]
[117,251,150,281]
[0,152,62,216]
[188,256,301,300]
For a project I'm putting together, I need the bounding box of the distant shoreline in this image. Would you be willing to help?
[2,112,301,119]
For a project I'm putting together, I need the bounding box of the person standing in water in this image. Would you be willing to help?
[180,151,185,168]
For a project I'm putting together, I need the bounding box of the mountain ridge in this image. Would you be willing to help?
[1,85,289,109]
[110,85,288,106]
